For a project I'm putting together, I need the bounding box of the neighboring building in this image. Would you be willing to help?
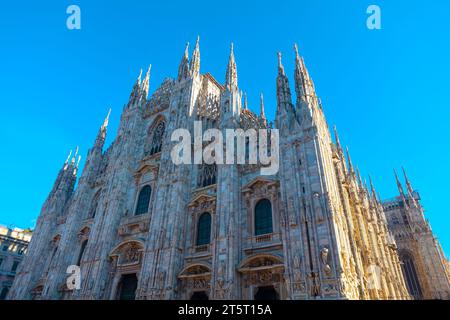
[0,225,32,299]
[6,40,447,300]
[383,170,450,300]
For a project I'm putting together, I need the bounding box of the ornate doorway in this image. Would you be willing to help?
[254,285,279,300]
[238,254,285,300]
[178,264,212,299]
[190,291,209,300]
[118,274,138,300]
[109,240,144,300]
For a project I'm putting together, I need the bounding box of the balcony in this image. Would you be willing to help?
[118,213,150,236]
[244,233,282,253]
[194,244,209,253]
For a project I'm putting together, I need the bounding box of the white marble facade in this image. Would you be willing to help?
[7,40,449,300]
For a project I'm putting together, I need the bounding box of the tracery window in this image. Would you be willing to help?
[135,185,152,215]
[149,121,165,155]
[254,199,273,236]
[197,164,216,188]
[196,212,212,246]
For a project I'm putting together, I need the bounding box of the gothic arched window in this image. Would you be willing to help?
[76,240,88,266]
[254,199,273,236]
[196,212,212,246]
[90,191,101,218]
[135,185,152,215]
[198,164,216,188]
[400,251,423,299]
[149,121,165,155]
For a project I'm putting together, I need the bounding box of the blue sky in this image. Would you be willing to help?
[0,1,449,255]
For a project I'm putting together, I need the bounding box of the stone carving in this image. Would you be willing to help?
[320,247,332,276]
[119,244,141,265]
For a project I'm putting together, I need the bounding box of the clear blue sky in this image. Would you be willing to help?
[0,1,449,255]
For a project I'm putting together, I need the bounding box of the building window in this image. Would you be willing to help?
[149,122,165,155]
[11,261,19,273]
[196,212,212,246]
[135,185,152,215]
[90,191,101,218]
[197,164,216,188]
[77,240,88,266]
[254,199,273,236]
[400,252,423,299]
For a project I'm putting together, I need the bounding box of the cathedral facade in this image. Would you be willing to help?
[7,39,449,300]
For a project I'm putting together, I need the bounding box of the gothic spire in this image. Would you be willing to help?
[64,149,73,166]
[177,42,190,81]
[74,155,82,175]
[356,166,363,187]
[70,146,79,167]
[137,68,142,85]
[394,169,409,208]
[345,146,355,173]
[369,175,377,200]
[276,52,293,110]
[294,43,316,110]
[190,36,200,78]
[141,65,151,99]
[95,108,111,148]
[225,43,238,89]
[102,108,111,131]
[259,93,267,126]
[402,167,419,208]
[243,92,248,109]
[294,43,307,101]
[260,93,266,119]
[333,125,343,153]
[130,68,143,98]
[394,169,406,196]
[278,52,285,76]
[402,167,415,196]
